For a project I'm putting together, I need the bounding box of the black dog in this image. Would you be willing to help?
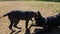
[0,10,40,34]
[34,12,60,32]
[30,11,60,33]
[43,13,60,32]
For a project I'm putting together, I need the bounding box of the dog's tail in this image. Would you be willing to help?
[0,14,8,18]
[3,14,8,17]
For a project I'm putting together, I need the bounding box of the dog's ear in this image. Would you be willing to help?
[37,11,40,13]
[37,11,42,17]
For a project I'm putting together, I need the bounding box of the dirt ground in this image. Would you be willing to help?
[0,1,60,34]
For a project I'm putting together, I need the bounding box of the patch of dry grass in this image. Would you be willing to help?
[0,1,60,34]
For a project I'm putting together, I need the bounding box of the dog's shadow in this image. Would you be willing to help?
[24,29,30,34]
[10,31,15,34]
[10,30,21,34]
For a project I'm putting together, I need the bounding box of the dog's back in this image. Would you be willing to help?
[3,10,36,20]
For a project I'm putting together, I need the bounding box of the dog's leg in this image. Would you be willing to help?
[9,21,15,32]
[25,20,29,29]
[14,19,21,29]
[9,20,16,34]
